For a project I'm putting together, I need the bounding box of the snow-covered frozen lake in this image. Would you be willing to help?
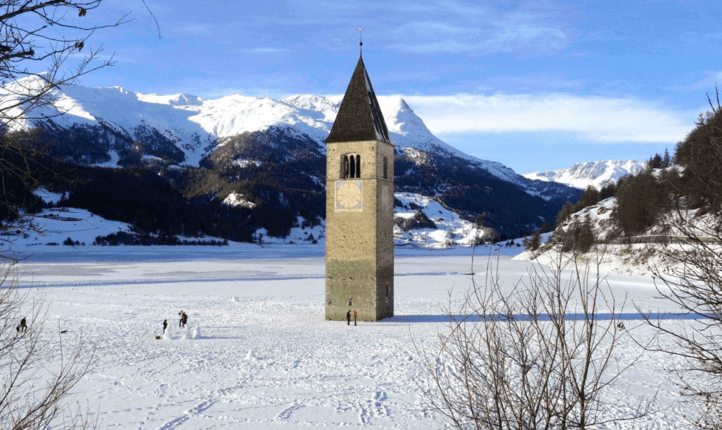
[12,246,701,429]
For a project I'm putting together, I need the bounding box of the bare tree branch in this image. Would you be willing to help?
[0,262,98,430]
[416,248,654,429]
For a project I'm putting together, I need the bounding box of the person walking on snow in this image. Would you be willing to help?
[354,310,357,326]
[163,319,168,334]
[179,311,188,328]
[346,310,351,326]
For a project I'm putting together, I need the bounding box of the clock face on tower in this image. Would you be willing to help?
[336,181,363,211]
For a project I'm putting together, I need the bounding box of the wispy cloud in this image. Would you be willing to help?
[473,74,586,92]
[240,47,288,54]
[398,93,692,143]
[386,2,572,55]
[172,23,214,36]
[674,71,722,91]
[252,0,574,56]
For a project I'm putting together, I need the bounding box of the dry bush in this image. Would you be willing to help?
[417,250,652,429]
[641,209,722,428]
[636,90,722,429]
[0,263,97,430]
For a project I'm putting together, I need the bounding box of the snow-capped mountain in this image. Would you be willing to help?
[2,78,584,238]
[524,160,646,190]
[1,78,547,192]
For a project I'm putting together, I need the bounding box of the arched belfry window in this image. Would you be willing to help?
[341,153,361,179]
[383,156,388,179]
[341,155,349,179]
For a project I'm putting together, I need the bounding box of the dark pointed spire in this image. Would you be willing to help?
[326,56,392,145]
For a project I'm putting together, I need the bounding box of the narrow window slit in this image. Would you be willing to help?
[341,155,349,179]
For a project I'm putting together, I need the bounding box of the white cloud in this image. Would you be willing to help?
[399,93,693,143]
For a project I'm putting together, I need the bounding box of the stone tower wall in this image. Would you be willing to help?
[325,140,394,321]
[375,142,394,319]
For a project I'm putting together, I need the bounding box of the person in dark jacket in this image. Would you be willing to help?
[163,319,168,333]
[179,311,188,328]
[346,310,351,326]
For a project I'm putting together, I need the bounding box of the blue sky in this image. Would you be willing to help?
[65,0,722,174]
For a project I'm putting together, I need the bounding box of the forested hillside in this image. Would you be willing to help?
[1,84,585,243]
[528,97,722,258]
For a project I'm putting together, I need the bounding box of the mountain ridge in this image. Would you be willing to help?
[524,160,647,190]
[1,79,583,238]
[3,78,557,194]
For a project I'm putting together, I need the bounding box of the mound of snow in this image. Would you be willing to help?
[223,192,256,209]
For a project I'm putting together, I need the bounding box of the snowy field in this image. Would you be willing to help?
[10,245,708,429]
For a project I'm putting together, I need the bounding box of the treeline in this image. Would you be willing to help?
[1,127,327,243]
[646,149,673,170]
[93,232,228,246]
[555,183,616,227]
[4,123,578,245]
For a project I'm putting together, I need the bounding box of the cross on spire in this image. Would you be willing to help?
[358,26,363,55]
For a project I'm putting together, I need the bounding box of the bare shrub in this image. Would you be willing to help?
[0,262,97,429]
[417,250,651,429]
[636,90,722,429]
[641,211,722,427]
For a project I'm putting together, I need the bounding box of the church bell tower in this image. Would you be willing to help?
[325,53,394,322]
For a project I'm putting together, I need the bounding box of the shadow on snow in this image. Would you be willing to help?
[386,312,711,323]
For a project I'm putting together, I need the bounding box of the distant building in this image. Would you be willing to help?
[325,53,395,321]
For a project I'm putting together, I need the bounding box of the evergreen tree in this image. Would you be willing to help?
[662,148,671,168]
[647,153,663,170]
[673,97,722,210]
[599,183,616,200]
[576,185,600,211]
[613,171,671,235]
[523,230,541,251]
[555,201,575,227]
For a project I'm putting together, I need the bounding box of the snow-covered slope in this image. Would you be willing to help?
[393,192,494,248]
[524,160,646,190]
[1,77,541,188]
